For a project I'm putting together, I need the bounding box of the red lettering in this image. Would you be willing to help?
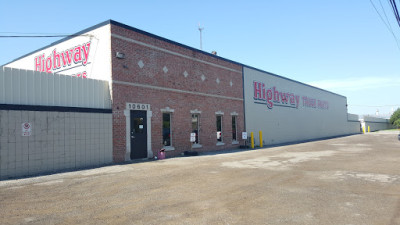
[253,81,263,100]
[303,96,316,108]
[273,87,280,102]
[289,94,295,105]
[262,83,265,100]
[52,49,61,69]
[34,55,41,71]
[33,41,91,73]
[73,46,82,63]
[82,42,91,66]
[266,89,273,109]
[45,56,52,73]
[61,49,73,67]
[41,55,45,72]
[281,93,288,104]
[317,100,329,110]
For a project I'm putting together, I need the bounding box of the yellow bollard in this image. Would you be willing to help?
[362,127,365,134]
[250,132,254,149]
[368,126,370,133]
[259,130,263,148]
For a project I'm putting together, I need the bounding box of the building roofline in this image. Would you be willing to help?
[108,20,345,98]
[1,20,112,67]
[2,19,346,99]
[242,65,346,99]
[108,20,243,67]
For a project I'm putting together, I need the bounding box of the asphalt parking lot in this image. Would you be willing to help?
[1,130,400,225]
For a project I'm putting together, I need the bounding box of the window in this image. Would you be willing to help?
[162,113,171,146]
[216,115,223,142]
[133,117,145,134]
[192,114,199,144]
[232,116,237,141]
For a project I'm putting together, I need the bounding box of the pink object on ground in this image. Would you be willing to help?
[158,149,166,160]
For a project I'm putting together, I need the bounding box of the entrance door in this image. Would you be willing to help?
[130,110,147,159]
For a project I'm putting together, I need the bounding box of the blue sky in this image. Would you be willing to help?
[1,0,399,117]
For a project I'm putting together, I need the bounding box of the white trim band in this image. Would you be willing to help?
[215,111,224,115]
[190,109,202,114]
[113,80,243,102]
[161,107,175,113]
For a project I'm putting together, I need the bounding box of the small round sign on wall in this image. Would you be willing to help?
[22,122,32,136]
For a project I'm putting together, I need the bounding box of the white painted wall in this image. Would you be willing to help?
[243,67,356,146]
[4,24,112,82]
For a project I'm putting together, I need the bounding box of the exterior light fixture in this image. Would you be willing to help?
[116,52,125,59]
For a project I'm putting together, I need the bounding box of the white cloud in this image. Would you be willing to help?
[307,76,400,92]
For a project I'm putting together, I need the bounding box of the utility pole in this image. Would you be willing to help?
[198,23,204,50]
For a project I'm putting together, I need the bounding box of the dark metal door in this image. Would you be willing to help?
[130,110,147,159]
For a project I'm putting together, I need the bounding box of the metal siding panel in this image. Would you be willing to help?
[36,72,44,106]
[4,67,12,104]
[59,74,67,106]
[48,73,54,106]
[89,79,95,108]
[41,72,49,106]
[91,80,96,108]
[0,67,4,103]
[77,77,83,107]
[34,72,41,105]
[77,78,83,107]
[27,70,35,105]
[89,79,94,108]
[98,81,104,109]
[12,68,21,104]
[20,69,28,105]
[92,80,97,108]
[99,80,105,109]
[0,68,111,109]
[71,76,78,107]
[65,75,72,107]
[94,80,101,108]
[103,81,111,109]
[82,78,90,108]
[54,73,60,106]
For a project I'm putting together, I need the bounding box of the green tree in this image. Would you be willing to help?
[390,108,400,128]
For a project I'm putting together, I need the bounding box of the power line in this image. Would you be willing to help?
[389,0,400,27]
[379,0,395,33]
[0,32,71,34]
[0,34,93,38]
[369,0,400,51]
[0,35,73,38]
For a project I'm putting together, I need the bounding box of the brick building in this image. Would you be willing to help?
[110,22,244,161]
[4,20,245,163]
[3,19,360,179]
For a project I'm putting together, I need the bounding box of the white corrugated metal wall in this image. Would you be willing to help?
[0,67,111,109]
[0,67,112,180]
[347,113,361,133]
[362,116,392,132]
[243,66,360,146]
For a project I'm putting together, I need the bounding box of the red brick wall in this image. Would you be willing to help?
[110,24,244,162]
